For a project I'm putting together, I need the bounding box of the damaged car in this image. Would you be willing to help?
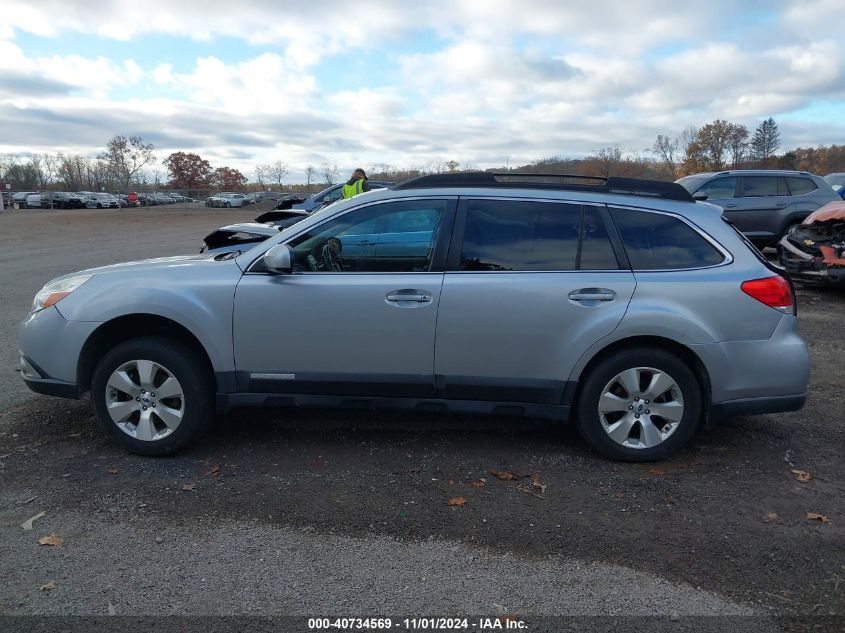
[778,201,845,285]
[200,209,310,254]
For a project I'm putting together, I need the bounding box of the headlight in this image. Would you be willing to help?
[32,274,93,314]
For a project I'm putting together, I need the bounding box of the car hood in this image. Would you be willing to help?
[802,201,845,224]
[65,254,222,279]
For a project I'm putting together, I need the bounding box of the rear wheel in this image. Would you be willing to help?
[576,348,702,462]
[91,336,214,455]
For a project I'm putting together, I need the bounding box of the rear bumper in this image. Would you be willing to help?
[710,392,806,421]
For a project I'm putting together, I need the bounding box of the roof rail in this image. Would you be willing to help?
[393,172,694,202]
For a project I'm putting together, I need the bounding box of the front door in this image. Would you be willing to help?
[233,198,454,397]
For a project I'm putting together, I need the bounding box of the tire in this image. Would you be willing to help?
[224,202,231,208]
[575,347,702,462]
[91,336,214,456]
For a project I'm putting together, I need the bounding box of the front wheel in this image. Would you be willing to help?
[224,202,231,208]
[576,348,702,462]
[91,336,214,456]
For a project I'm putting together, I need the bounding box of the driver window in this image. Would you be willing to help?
[287,200,447,273]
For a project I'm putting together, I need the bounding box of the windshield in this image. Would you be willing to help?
[675,174,712,193]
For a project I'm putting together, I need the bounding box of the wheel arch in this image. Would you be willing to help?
[77,314,217,394]
[569,335,712,421]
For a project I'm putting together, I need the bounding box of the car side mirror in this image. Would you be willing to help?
[264,243,293,274]
[692,192,708,201]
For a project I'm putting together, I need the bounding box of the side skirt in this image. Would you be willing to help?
[216,393,570,422]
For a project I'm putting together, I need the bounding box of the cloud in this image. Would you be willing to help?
[0,0,843,181]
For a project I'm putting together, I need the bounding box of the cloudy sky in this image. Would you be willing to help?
[1,0,843,182]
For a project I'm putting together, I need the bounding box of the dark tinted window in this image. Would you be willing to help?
[742,176,788,197]
[786,177,817,195]
[460,200,580,271]
[695,177,736,199]
[579,206,619,270]
[610,208,724,270]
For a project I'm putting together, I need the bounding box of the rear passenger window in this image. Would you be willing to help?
[610,208,725,270]
[460,200,581,271]
[786,177,818,195]
[742,176,787,197]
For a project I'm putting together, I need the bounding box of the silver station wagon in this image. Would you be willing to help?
[19,173,810,461]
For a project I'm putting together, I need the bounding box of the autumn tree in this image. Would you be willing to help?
[211,166,247,190]
[727,123,750,168]
[752,118,781,165]
[98,135,156,190]
[163,152,213,189]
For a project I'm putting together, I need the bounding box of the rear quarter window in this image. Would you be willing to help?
[610,208,725,270]
[786,177,818,196]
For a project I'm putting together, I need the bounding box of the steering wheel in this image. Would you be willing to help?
[321,237,343,272]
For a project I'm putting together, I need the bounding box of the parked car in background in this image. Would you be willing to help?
[292,181,394,212]
[25,193,42,209]
[20,172,809,460]
[676,170,839,247]
[40,191,85,209]
[82,193,120,209]
[201,209,309,254]
[216,193,246,208]
[778,201,845,286]
[14,191,37,208]
[823,173,845,200]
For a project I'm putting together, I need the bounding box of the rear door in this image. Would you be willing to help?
[434,198,636,405]
[733,176,790,242]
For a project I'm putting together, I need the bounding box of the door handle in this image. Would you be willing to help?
[775,203,787,208]
[723,203,737,208]
[386,292,431,303]
[569,289,615,302]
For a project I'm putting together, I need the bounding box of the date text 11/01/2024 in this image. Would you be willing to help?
[307,617,528,630]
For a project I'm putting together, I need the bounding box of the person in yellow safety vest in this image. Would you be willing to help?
[342,168,370,199]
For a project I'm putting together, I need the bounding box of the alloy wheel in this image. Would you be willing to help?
[597,366,684,449]
[105,359,185,441]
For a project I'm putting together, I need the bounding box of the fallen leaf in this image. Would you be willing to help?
[531,472,547,494]
[763,512,778,523]
[615,492,626,498]
[790,469,813,482]
[448,479,454,485]
[39,581,56,592]
[501,615,520,624]
[21,511,46,531]
[490,470,528,481]
[470,479,486,489]
[38,533,63,546]
[806,512,830,524]
[447,497,467,507]
[646,468,667,476]
[204,466,221,477]
[181,483,196,491]
[106,466,119,475]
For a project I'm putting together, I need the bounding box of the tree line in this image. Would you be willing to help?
[2,121,844,193]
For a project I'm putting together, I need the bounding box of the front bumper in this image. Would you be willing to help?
[778,236,845,284]
[18,307,101,399]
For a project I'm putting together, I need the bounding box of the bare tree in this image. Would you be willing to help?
[652,133,680,178]
[254,164,266,188]
[263,160,289,189]
[321,161,339,185]
[305,165,316,190]
[98,135,156,191]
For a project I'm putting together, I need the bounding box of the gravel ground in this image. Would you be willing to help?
[0,206,842,630]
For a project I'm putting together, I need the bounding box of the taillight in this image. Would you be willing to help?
[741,276,794,311]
